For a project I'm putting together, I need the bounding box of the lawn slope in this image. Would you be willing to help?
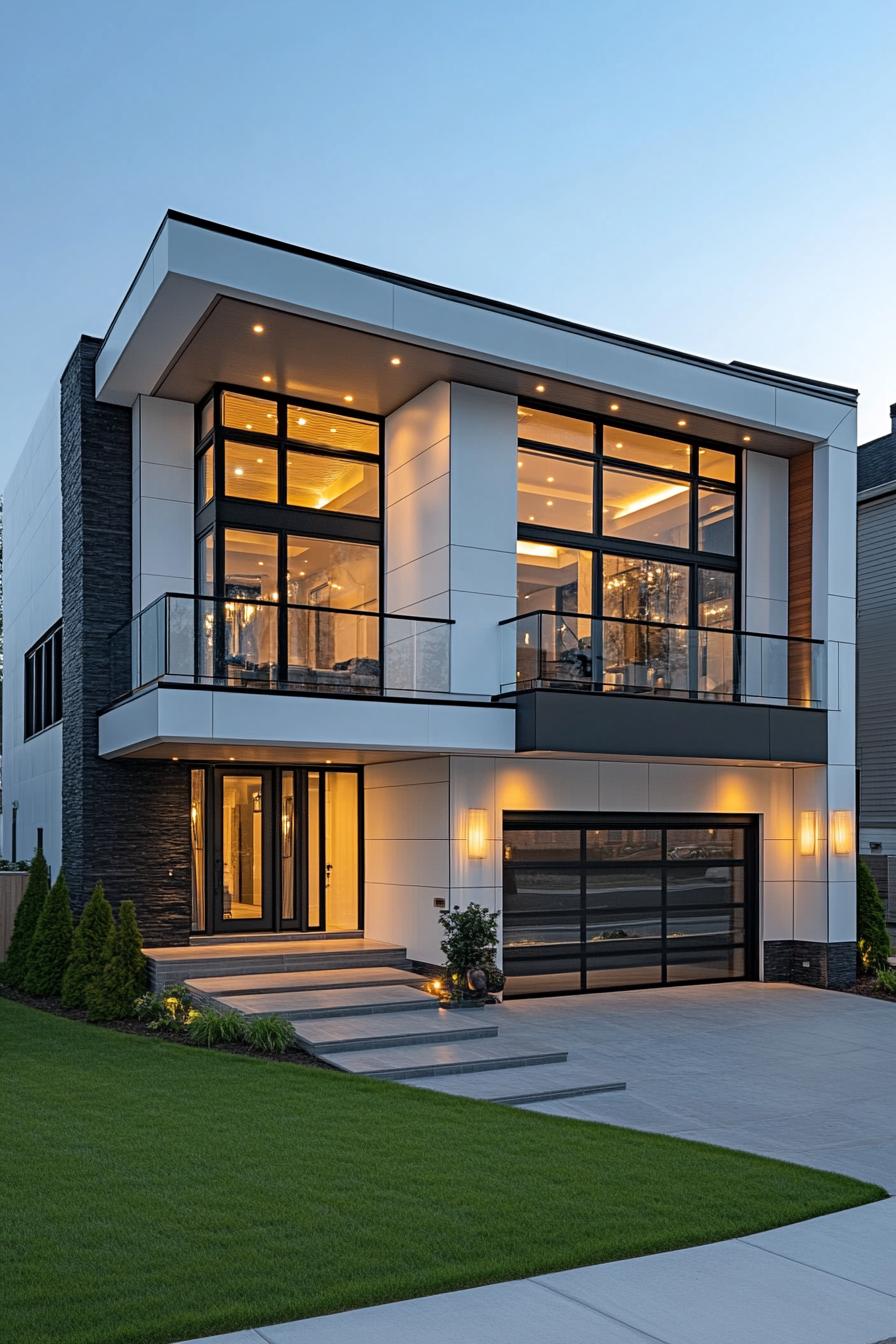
[0,997,883,1344]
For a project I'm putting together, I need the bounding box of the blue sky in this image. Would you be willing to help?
[1,0,894,485]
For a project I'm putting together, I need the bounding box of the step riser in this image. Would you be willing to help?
[197,993,438,1021]
[498,1082,627,1105]
[353,1050,569,1081]
[189,931,362,945]
[186,973,426,997]
[151,952,409,989]
[300,1025,499,1055]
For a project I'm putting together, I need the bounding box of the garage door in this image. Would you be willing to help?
[502,814,758,998]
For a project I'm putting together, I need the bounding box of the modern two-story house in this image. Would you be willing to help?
[2,211,858,996]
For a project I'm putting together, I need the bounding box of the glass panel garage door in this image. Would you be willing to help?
[502,816,757,997]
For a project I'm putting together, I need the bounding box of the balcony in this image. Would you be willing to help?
[499,610,830,763]
[109,593,453,702]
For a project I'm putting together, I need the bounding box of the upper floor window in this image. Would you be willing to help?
[196,389,381,519]
[24,622,62,739]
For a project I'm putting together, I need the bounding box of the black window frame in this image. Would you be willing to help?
[517,401,742,633]
[24,621,63,740]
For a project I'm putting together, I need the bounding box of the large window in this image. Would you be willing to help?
[193,388,383,692]
[24,622,62,739]
[516,403,740,693]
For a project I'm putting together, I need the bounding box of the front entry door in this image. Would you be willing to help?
[212,769,274,931]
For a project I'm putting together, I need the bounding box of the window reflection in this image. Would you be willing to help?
[286,536,380,688]
[698,488,735,555]
[602,467,690,548]
[602,555,688,625]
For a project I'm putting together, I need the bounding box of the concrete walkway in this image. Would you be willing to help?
[178,985,896,1344]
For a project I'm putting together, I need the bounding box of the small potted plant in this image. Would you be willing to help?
[437,903,504,1006]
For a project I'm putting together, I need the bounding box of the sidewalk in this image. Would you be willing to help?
[179,1197,896,1344]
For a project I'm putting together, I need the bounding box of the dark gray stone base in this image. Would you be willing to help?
[764,940,857,989]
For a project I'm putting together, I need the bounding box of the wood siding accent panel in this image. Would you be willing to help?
[788,452,813,704]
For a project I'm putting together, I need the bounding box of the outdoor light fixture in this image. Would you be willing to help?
[831,810,852,855]
[466,809,488,860]
[535,383,546,392]
[610,402,620,411]
[799,810,817,857]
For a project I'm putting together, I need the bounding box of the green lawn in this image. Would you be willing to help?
[1,997,883,1344]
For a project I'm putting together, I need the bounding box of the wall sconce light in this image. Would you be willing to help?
[466,809,488,860]
[798,810,817,857]
[831,810,853,855]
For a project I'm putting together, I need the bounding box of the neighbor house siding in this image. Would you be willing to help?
[857,489,896,831]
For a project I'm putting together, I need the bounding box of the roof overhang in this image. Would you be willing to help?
[95,212,857,456]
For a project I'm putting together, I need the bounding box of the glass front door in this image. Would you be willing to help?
[201,766,360,934]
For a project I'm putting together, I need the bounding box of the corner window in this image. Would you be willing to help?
[286,450,378,517]
[221,391,278,435]
[224,440,278,502]
[197,444,214,507]
[24,623,62,739]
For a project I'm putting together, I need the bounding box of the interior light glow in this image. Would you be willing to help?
[743,434,752,443]
[613,481,689,520]
[234,467,244,476]
[517,540,560,558]
[298,417,307,426]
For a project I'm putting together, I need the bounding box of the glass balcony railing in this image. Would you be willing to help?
[499,609,827,709]
[109,593,453,702]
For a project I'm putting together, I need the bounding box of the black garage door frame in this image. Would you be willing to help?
[502,811,759,998]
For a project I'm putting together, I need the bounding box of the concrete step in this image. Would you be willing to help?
[189,930,363,945]
[184,966,428,998]
[206,984,438,1020]
[145,938,408,988]
[293,1008,498,1055]
[322,1039,568,1080]
[404,1063,627,1105]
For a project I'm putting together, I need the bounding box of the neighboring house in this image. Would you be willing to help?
[857,402,896,921]
[1,211,858,994]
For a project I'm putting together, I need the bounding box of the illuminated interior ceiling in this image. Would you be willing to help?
[156,296,809,457]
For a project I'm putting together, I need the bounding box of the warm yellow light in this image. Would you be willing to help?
[262,374,272,383]
[677,418,687,427]
[535,383,546,393]
[297,416,307,426]
[799,810,817,857]
[613,481,688,519]
[431,978,442,992]
[743,434,751,443]
[234,467,244,476]
[832,810,853,855]
[344,394,354,403]
[517,540,560,559]
[252,323,265,334]
[610,402,620,411]
[390,356,402,366]
[467,809,488,860]
[171,756,179,761]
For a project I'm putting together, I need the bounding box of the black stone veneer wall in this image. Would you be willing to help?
[61,337,192,945]
[764,940,856,989]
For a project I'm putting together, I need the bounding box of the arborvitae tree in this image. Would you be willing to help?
[61,882,114,1009]
[86,900,147,1021]
[23,870,73,997]
[1,850,50,988]
[857,860,891,971]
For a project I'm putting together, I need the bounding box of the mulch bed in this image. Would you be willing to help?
[839,975,896,1004]
[0,984,329,1068]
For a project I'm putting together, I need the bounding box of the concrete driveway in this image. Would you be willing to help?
[508,982,896,1191]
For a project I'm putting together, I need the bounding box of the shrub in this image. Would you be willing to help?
[1,849,49,988]
[135,983,195,1031]
[23,870,73,997]
[438,902,500,999]
[875,966,896,995]
[243,1014,294,1054]
[857,861,891,971]
[187,1009,247,1047]
[61,882,114,1009]
[86,901,148,1021]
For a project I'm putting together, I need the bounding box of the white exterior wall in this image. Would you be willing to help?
[743,450,789,635]
[365,754,826,970]
[132,394,194,612]
[2,391,63,872]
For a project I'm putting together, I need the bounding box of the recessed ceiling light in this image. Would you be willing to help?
[262,374,272,383]
[256,457,264,464]
[344,394,354,403]
[677,419,687,427]
[245,423,253,429]
[517,460,523,468]
[171,756,179,761]
[330,427,337,433]
[234,467,244,476]
[743,434,751,443]
[546,499,554,507]
[257,560,264,566]
[535,384,546,393]
[610,402,620,411]
[390,356,401,366]
[298,416,307,426]
[229,756,235,761]
[528,514,535,521]
[546,476,555,483]
[615,441,623,449]
[252,323,265,334]
[325,759,332,764]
